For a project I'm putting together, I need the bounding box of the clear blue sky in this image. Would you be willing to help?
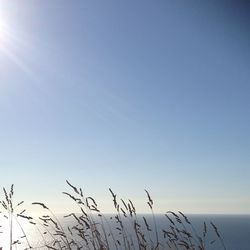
[0,1,249,213]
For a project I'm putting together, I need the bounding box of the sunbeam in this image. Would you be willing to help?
[0,12,43,98]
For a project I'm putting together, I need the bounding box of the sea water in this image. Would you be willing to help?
[0,214,249,249]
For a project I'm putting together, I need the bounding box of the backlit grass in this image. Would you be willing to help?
[0,181,226,250]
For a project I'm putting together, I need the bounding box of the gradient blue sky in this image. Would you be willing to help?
[0,1,249,213]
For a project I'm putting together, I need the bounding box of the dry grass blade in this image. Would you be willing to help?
[203,222,207,237]
[178,211,191,224]
[17,214,33,220]
[165,214,175,225]
[62,192,78,201]
[210,222,220,238]
[121,199,128,210]
[210,221,226,250]
[66,180,79,194]
[109,188,117,209]
[3,187,9,204]
[143,216,152,231]
[144,190,153,206]
[16,201,24,207]
[32,202,48,209]
[10,184,14,197]
[87,197,98,207]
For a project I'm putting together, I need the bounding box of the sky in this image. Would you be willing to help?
[0,0,249,214]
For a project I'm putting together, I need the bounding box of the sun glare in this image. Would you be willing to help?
[0,16,36,79]
[0,11,14,48]
[0,218,25,249]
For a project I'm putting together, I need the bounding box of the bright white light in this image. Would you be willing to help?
[0,6,42,94]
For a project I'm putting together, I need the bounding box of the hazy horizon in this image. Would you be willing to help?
[0,0,250,214]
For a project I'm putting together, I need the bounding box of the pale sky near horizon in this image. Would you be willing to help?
[0,1,249,214]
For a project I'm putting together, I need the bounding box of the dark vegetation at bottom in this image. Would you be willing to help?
[0,181,226,250]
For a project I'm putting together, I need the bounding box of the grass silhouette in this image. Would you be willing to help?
[0,182,226,250]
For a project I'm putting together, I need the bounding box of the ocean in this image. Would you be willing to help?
[0,214,249,249]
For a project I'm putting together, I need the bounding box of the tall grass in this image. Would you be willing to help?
[0,182,226,250]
